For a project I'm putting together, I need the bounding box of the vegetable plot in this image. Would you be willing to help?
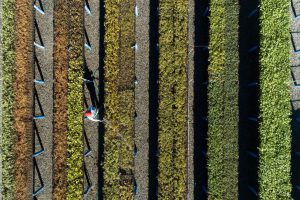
[207,0,239,199]
[103,0,135,199]
[1,0,16,199]
[66,0,84,199]
[157,0,188,198]
[258,0,291,199]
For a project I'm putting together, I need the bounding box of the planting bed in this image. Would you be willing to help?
[103,0,135,199]
[157,0,188,199]
[1,0,16,199]
[207,0,239,199]
[258,0,291,199]
[52,0,69,198]
[14,0,34,198]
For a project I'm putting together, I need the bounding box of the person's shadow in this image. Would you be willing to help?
[84,61,99,108]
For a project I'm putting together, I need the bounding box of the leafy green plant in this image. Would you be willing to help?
[1,0,16,199]
[66,0,84,199]
[207,0,239,199]
[258,1,291,199]
[157,0,188,198]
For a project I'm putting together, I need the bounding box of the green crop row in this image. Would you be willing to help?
[103,0,121,198]
[207,0,239,199]
[1,0,16,199]
[157,0,188,198]
[258,1,291,199]
[66,0,84,199]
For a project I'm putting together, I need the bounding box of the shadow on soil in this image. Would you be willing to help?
[194,0,209,199]
[148,0,159,199]
[97,0,105,198]
[238,0,260,199]
[292,107,300,199]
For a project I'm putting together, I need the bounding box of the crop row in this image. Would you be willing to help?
[66,0,84,199]
[258,0,291,199]
[157,0,188,198]
[207,0,239,199]
[14,0,34,198]
[118,0,135,198]
[103,0,135,198]
[1,0,16,199]
[52,0,69,198]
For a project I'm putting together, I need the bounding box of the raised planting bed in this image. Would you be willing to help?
[66,0,84,199]
[52,0,69,198]
[157,0,188,198]
[103,0,135,198]
[1,0,16,198]
[207,0,239,199]
[258,0,291,199]
[14,0,34,198]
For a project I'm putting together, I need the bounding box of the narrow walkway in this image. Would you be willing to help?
[83,0,100,198]
[33,0,53,199]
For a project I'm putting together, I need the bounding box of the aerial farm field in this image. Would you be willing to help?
[0,0,298,199]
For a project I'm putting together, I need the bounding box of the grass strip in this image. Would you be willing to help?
[103,0,121,198]
[157,0,188,198]
[52,0,69,199]
[14,0,34,198]
[207,0,239,199]
[119,0,135,198]
[66,0,84,199]
[1,0,16,199]
[258,0,291,199]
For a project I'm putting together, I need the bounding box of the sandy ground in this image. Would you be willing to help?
[83,0,100,199]
[33,0,53,199]
[187,0,194,199]
[134,0,150,199]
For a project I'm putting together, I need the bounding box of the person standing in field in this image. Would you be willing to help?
[83,106,102,122]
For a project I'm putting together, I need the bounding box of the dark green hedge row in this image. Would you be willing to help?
[258,0,291,199]
[207,0,239,199]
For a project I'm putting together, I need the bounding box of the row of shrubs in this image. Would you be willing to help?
[258,0,291,199]
[157,0,188,198]
[103,0,135,199]
[1,0,16,199]
[207,0,239,199]
[66,0,85,199]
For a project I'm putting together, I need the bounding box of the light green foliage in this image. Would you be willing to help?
[258,0,291,199]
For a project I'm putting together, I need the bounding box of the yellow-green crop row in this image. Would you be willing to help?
[258,0,291,199]
[103,0,121,198]
[66,0,84,199]
[207,0,239,199]
[119,0,135,198]
[104,0,135,198]
[157,0,188,198]
[1,0,16,199]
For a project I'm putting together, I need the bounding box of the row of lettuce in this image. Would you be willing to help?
[207,0,291,199]
[157,0,188,198]
[103,0,135,199]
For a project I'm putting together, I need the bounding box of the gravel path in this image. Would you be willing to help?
[134,0,150,199]
[33,0,53,199]
[187,0,194,199]
[83,0,100,199]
